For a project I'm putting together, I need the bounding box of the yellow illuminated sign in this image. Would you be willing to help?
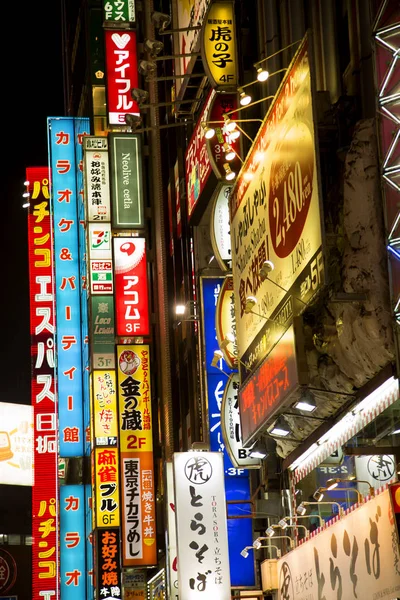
[95,447,120,528]
[116,345,153,453]
[93,370,118,442]
[202,1,237,90]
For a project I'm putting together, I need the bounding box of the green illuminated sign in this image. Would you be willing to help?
[104,0,135,24]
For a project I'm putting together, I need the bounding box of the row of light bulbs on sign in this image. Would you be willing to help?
[240,477,376,558]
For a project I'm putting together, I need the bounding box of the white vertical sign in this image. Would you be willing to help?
[84,137,111,222]
[173,452,231,600]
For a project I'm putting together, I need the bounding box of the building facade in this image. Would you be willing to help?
[28,0,400,599]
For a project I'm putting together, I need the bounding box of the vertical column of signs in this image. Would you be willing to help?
[49,118,89,599]
[48,117,84,457]
[27,167,59,600]
[116,344,157,566]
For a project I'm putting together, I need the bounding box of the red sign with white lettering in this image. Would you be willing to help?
[113,238,150,336]
[239,325,299,445]
[105,30,139,125]
[27,167,59,600]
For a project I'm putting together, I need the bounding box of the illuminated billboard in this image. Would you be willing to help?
[27,166,59,600]
[0,402,33,486]
[105,30,139,125]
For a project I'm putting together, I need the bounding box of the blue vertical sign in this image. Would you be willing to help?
[49,117,84,457]
[201,277,255,587]
[74,117,91,458]
[85,484,94,599]
[60,485,86,598]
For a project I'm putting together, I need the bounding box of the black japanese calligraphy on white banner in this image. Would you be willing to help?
[277,489,400,600]
[173,452,231,600]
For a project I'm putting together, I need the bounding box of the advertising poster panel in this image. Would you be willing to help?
[84,136,111,222]
[60,485,86,599]
[105,30,139,125]
[230,36,324,381]
[277,489,400,600]
[27,166,59,600]
[96,528,123,600]
[173,452,231,600]
[95,447,120,528]
[0,403,33,486]
[116,344,157,566]
[109,133,144,229]
[113,238,150,337]
[201,277,255,586]
[48,117,84,457]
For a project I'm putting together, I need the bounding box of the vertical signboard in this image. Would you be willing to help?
[93,370,119,445]
[201,277,256,586]
[27,167,59,600]
[95,447,121,528]
[85,484,94,600]
[84,136,111,222]
[173,452,231,600]
[201,1,237,90]
[113,238,150,337]
[211,184,233,271]
[48,117,84,457]
[91,296,115,368]
[60,485,86,598]
[103,0,135,24]
[96,528,123,600]
[109,133,144,229]
[117,345,157,566]
[105,30,139,125]
[230,36,324,379]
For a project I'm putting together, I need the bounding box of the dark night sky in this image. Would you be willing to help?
[3,3,64,404]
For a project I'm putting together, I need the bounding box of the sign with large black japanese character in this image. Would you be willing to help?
[173,452,231,600]
[221,374,261,469]
[201,1,237,90]
[277,488,400,600]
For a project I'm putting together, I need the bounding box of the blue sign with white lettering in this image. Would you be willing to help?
[60,485,86,598]
[201,277,255,586]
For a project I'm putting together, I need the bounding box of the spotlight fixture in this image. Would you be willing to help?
[296,502,307,516]
[138,60,157,76]
[248,441,268,460]
[223,163,236,181]
[297,500,343,517]
[151,11,171,32]
[220,332,235,350]
[265,526,276,537]
[201,121,215,139]
[267,416,291,437]
[144,38,164,56]
[22,202,30,209]
[175,305,186,316]
[238,87,252,106]
[253,538,263,550]
[326,477,375,497]
[211,350,224,368]
[313,489,324,502]
[24,180,30,186]
[240,546,251,558]
[125,114,142,130]
[223,142,235,161]
[229,129,241,141]
[279,514,324,529]
[22,192,30,198]
[223,115,237,132]
[256,67,269,82]
[244,296,257,314]
[259,260,275,280]
[293,390,317,413]
[131,88,149,104]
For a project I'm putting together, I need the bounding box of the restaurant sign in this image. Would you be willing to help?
[277,488,400,600]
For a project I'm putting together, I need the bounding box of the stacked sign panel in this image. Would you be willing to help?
[48,117,84,457]
[27,167,59,600]
[116,345,157,566]
[173,452,231,600]
[201,277,255,586]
